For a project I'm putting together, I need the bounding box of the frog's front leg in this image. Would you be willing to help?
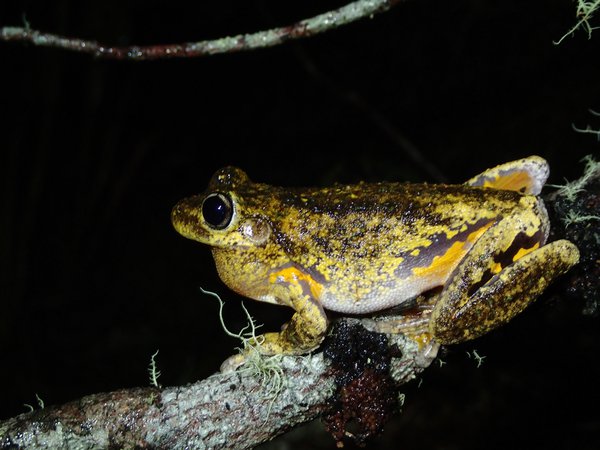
[430,213,580,345]
[263,294,329,354]
[220,293,328,372]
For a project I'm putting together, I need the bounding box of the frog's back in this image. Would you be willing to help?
[269,182,533,313]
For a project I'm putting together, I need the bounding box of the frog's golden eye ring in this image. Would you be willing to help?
[202,193,234,230]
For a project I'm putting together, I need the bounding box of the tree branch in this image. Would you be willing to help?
[0,318,437,449]
[2,157,597,448]
[0,0,405,60]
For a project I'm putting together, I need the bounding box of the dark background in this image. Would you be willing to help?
[1,1,599,448]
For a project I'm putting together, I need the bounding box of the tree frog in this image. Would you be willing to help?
[172,156,579,371]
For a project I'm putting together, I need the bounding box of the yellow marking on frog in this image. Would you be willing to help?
[412,240,467,278]
[491,262,503,274]
[512,242,540,262]
[412,332,433,349]
[410,249,420,256]
[444,229,460,239]
[269,266,324,299]
[482,171,532,193]
[412,222,494,279]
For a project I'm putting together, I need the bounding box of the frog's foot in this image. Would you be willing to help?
[219,332,287,373]
[220,296,329,373]
[220,353,247,373]
[367,313,433,348]
[219,329,325,373]
[431,238,579,344]
[364,292,439,347]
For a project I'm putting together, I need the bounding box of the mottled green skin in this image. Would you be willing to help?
[173,167,530,312]
[172,158,580,371]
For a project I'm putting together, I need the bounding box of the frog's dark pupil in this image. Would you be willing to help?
[202,193,232,229]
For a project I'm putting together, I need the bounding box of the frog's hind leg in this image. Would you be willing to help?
[430,216,579,345]
[465,155,549,195]
[365,293,439,347]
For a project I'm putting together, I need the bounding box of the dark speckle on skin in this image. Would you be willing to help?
[171,160,577,355]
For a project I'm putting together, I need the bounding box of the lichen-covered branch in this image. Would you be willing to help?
[0,355,329,449]
[0,0,404,60]
[0,318,436,450]
[545,155,600,315]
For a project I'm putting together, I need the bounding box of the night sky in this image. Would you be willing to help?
[1,1,599,449]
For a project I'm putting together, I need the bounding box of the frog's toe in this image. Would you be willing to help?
[220,353,247,373]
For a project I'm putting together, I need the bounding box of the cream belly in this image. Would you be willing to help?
[319,275,443,314]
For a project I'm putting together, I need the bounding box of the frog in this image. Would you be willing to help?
[171,156,579,372]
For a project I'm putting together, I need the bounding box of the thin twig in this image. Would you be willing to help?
[0,0,405,60]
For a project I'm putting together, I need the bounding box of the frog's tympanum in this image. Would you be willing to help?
[172,156,579,371]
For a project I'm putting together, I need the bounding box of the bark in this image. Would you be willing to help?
[0,318,437,449]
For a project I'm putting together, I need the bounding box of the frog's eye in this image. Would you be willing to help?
[202,193,233,229]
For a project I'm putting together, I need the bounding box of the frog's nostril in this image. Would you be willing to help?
[171,204,183,227]
[171,202,183,221]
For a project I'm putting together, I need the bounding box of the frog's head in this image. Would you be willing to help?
[171,167,274,249]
